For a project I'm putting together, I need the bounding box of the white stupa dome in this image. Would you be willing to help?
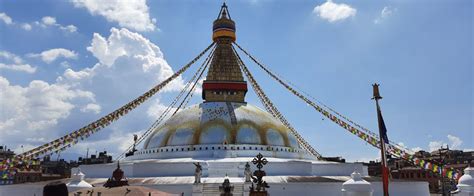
[127,102,314,160]
[144,102,299,148]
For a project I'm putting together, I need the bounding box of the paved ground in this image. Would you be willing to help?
[69,186,180,196]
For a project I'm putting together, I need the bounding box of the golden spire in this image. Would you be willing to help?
[203,3,247,102]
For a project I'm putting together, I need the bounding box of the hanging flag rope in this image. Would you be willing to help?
[0,42,216,177]
[172,50,213,115]
[116,45,216,160]
[233,42,462,181]
[295,85,411,154]
[232,45,322,159]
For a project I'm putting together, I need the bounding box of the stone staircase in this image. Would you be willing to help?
[202,183,244,196]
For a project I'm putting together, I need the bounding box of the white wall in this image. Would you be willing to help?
[79,158,366,178]
[312,162,367,176]
[371,181,430,196]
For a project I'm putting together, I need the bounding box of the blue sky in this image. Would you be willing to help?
[0,0,472,162]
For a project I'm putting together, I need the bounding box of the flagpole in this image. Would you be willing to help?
[372,83,390,196]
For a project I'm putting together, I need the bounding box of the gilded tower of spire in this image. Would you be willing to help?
[202,3,248,102]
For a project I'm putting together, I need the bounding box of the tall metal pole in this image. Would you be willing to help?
[372,83,390,196]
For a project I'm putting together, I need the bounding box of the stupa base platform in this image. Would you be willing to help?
[70,157,429,196]
[0,175,429,196]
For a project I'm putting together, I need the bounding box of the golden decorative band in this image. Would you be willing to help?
[212,29,236,41]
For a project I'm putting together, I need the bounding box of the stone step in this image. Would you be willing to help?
[202,183,244,196]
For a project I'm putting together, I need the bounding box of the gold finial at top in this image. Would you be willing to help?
[372,83,382,100]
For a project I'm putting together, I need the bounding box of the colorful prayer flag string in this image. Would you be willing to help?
[0,42,215,179]
[233,42,463,181]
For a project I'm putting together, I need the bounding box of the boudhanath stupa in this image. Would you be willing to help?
[0,3,433,196]
[74,4,429,196]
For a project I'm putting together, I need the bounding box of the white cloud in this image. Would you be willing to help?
[397,142,406,148]
[374,6,395,24]
[0,76,96,136]
[25,137,48,143]
[0,63,37,73]
[42,16,57,26]
[348,154,380,163]
[147,99,175,120]
[428,134,465,152]
[429,141,446,152]
[447,134,462,149]
[0,13,76,33]
[398,142,424,153]
[13,144,36,154]
[62,68,92,81]
[381,7,394,18]
[80,27,185,91]
[0,51,37,73]
[411,147,423,152]
[30,48,78,63]
[2,27,193,159]
[80,103,101,114]
[0,12,13,25]
[313,0,356,23]
[60,61,71,68]
[21,23,32,31]
[72,128,140,157]
[61,25,78,33]
[0,51,23,64]
[51,27,186,155]
[36,16,78,33]
[72,0,156,32]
